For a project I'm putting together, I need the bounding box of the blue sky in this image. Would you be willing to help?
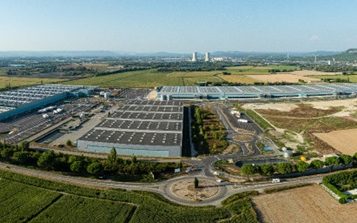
[0,0,357,52]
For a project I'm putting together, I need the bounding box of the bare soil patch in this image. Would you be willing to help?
[289,70,341,76]
[242,103,298,112]
[247,74,320,83]
[314,128,357,155]
[253,184,357,223]
[170,178,219,202]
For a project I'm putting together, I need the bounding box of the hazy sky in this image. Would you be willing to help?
[1,0,357,52]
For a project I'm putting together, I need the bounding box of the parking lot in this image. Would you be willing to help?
[0,98,99,144]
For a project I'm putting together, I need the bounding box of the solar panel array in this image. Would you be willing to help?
[80,100,184,146]
[158,83,357,99]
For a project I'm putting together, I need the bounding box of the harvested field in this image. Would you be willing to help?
[247,74,320,83]
[291,70,341,76]
[253,184,357,223]
[218,74,256,84]
[314,129,357,155]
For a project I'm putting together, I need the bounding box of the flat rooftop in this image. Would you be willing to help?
[109,111,183,121]
[81,129,181,146]
[117,104,183,113]
[97,119,182,133]
[79,100,184,147]
[126,100,182,106]
[0,84,82,113]
[158,83,357,97]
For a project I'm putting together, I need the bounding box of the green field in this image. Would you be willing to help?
[0,170,258,223]
[66,66,299,88]
[32,195,135,223]
[0,76,65,89]
[317,74,357,83]
[0,178,135,223]
[66,69,226,88]
[225,65,298,75]
[0,179,61,222]
[0,68,7,76]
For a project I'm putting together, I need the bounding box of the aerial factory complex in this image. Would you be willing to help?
[77,100,184,157]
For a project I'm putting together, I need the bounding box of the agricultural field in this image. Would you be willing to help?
[221,66,342,84]
[0,170,258,223]
[224,65,298,75]
[0,179,60,223]
[217,74,256,84]
[253,184,357,223]
[0,178,135,223]
[32,195,135,223]
[315,74,357,83]
[314,129,357,155]
[0,68,8,76]
[244,70,340,83]
[246,73,319,83]
[67,69,226,88]
[0,76,65,89]
[66,66,303,88]
[243,100,357,154]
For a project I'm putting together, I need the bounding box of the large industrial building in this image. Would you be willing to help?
[0,84,90,121]
[157,83,357,100]
[77,100,184,157]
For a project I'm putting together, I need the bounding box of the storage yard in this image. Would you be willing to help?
[0,98,98,144]
[157,83,357,100]
[77,100,184,157]
[0,84,90,121]
[253,185,357,223]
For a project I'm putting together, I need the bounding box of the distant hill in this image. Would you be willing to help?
[328,49,357,61]
[0,51,119,58]
[346,48,357,54]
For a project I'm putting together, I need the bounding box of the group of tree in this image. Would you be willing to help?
[322,170,357,203]
[0,142,180,182]
[191,106,228,154]
[240,154,357,176]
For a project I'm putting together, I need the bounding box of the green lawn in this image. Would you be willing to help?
[0,170,258,223]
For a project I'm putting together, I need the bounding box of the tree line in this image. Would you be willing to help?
[0,142,181,182]
[240,154,357,176]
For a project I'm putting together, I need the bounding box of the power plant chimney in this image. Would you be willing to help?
[192,52,197,62]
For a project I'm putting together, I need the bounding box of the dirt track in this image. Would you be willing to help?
[253,185,357,223]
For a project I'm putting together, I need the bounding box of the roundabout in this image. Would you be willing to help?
[162,176,228,206]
